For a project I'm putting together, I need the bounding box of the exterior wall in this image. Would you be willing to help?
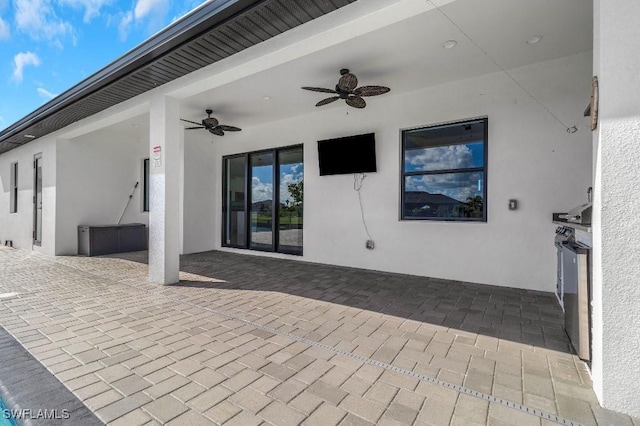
[0,137,57,255]
[591,0,640,417]
[213,52,592,292]
[183,131,217,255]
[55,129,149,255]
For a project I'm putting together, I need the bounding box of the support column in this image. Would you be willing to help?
[148,95,182,284]
[592,0,640,417]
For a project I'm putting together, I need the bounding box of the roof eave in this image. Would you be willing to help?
[0,0,265,144]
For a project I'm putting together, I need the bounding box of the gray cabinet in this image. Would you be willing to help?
[78,223,147,256]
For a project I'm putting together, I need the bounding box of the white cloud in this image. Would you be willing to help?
[58,0,112,23]
[251,176,273,203]
[407,144,474,171]
[37,87,57,99]
[134,0,168,20]
[14,0,73,43]
[12,51,41,82]
[0,16,10,40]
[117,11,133,41]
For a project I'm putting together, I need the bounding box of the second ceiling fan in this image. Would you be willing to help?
[302,69,390,109]
[181,109,241,136]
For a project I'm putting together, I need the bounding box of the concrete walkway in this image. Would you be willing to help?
[0,247,637,426]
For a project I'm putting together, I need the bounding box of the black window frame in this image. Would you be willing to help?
[400,117,488,222]
[143,158,150,212]
[10,162,18,214]
[222,144,304,256]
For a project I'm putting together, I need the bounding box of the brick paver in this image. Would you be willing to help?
[0,247,638,425]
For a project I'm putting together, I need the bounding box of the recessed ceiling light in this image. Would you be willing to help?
[263,95,271,100]
[24,134,36,138]
[442,40,458,49]
[526,35,543,45]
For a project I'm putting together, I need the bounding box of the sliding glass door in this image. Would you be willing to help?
[222,145,303,255]
[277,148,303,254]
[224,155,247,248]
[250,152,274,250]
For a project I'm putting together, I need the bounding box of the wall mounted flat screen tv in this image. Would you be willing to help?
[317,132,377,176]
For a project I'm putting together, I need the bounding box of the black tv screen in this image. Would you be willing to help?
[317,133,377,176]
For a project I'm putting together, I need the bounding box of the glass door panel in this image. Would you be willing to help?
[250,152,274,250]
[277,148,303,254]
[34,154,43,245]
[224,156,247,247]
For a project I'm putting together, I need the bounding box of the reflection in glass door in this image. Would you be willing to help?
[222,145,303,255]
[224,156,247,247]
[33,153,43,245]
[250,152,274,250]
[277,147,303,255]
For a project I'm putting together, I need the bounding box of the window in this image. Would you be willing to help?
[401,118,487,221]
[143,158,150,212]
[223,145,303,255]
[10,162,18,213]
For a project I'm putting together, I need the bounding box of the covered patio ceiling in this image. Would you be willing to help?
[177,0,592,129]
[18,0,593,142]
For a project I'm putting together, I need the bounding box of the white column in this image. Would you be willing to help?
[591,0,640,417]
[148,95,182,284]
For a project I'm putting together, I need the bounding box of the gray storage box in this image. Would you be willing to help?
[78,223,147,256]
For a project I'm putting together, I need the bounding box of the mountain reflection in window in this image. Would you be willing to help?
[401,119,487,221]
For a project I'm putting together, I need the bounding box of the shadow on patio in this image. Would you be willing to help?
[108,249,572,356]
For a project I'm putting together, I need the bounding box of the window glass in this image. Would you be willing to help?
[404,172,484,219]
[224,156,247,247]
[401,119,487,221]
[10,162,18,213]
[222,146,303,254]
[250,152,274,250]
[143,159,150,212]
[278,147,303,254]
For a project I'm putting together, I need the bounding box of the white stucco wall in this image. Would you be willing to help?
[183,131,217,255]
[591,0,640,417]
[55,129,149,255]
[213,52,592,292]
[0,137,57,255]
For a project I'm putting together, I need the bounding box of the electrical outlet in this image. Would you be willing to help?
[366,240,375,250]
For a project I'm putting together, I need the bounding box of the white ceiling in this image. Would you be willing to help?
[109,0,592,135]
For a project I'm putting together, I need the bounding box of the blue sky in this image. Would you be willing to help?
[0,0,206,130]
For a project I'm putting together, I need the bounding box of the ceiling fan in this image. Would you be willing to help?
[180,109,241,136]
[302,69,390,109]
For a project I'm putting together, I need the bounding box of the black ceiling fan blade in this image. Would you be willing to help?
[181,119,202,126]
[210,127,225,136]
[302,86,338,94]
[353,85,391,97]
[338,73,358,91]
[346,96,366,109]
[315,97,340,107]
[185,126,204,130]
[218,125,241,132]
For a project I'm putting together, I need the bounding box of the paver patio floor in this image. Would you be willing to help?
[0,247,637,426]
